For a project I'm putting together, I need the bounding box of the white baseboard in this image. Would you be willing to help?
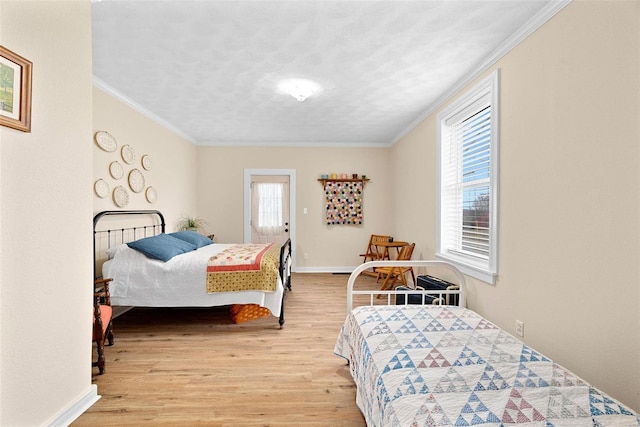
[48,384,100,427]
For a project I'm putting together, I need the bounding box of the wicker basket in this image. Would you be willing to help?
[229,304,271,323]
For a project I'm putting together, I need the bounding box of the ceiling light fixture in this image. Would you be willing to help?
[277,78,322,102]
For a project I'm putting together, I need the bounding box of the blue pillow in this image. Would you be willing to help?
[169,231,213,249]
[127,234,197,262]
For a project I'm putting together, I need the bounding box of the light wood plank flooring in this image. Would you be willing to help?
[74,273,377,426]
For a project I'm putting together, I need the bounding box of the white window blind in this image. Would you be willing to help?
[437,70,499,284]
[443,104,491,259]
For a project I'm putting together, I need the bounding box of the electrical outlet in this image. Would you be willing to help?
[304,252,309,260]
[515,320,524,337]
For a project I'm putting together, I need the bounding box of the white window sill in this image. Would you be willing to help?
[435,252,497,285]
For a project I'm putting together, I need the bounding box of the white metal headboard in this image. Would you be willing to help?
[346,260,467,312]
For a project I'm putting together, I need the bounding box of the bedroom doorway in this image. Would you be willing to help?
[243,169,296,267]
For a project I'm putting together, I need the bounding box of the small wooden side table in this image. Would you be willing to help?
[374,240,409,260]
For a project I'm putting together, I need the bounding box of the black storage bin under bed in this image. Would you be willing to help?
[416,275,460,306]
[395,286,439,305]
[394,275,460,306]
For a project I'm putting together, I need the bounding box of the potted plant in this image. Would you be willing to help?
[177,216,208,234]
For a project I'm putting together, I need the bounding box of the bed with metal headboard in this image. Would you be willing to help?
[93,210,292,328]
[334,260,640,426]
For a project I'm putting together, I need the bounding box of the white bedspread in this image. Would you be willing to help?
[102,243,284,315]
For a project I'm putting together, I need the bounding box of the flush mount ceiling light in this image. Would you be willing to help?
[277,78,322,102]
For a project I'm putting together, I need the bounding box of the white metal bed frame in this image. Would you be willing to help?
[346,260,467,312]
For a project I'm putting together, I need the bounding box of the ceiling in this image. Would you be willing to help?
[91,1,567,147]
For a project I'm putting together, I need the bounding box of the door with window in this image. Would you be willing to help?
[250,175,290,244]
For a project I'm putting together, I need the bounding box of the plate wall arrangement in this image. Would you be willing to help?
[109,161,124,179]
[128,168,145,193]
[94,179,109,198]
[121,144,135,165]
[145,186,157,203]
[141,154,152,171]
[113,185,130,207]
[95,131,117,152]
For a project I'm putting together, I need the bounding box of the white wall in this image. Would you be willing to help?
[0,1,95,425]
[391,0,640,411]
[196,145,394,271]
[5,1,629,424]
[92,87,198,233]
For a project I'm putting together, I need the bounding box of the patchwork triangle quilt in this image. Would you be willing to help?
[335,305,640,426]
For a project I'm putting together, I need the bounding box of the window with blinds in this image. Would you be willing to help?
[437,70,499,284]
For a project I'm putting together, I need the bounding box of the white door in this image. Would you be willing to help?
[249,175,290,245]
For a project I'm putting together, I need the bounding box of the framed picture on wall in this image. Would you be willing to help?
[0,45,32,132]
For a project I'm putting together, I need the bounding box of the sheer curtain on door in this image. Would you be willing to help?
[252,181,287,236]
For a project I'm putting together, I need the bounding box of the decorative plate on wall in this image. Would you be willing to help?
[141,154,152,171]
[128,168,145,193]
[113,185,129,207]
[145,186,157,203]
[95,131,117,152]
[94,179,109,198]
[109,161,124,180]
[121,144,135,165]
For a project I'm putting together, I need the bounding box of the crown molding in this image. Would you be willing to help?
[194,140,389,148]
[93,1,570,149]
[92,76,197,144]
[390,0,572,146]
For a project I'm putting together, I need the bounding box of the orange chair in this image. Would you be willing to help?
[360,234,392,262]
[376,243,416,291]
[359,234,392,277]
[93,278,114,374]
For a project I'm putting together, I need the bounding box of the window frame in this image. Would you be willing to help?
[436,70,500,284]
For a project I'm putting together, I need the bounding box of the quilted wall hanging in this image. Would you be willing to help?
[324,180,363,225]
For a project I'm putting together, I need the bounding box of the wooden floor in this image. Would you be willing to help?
[74,273,377,426]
